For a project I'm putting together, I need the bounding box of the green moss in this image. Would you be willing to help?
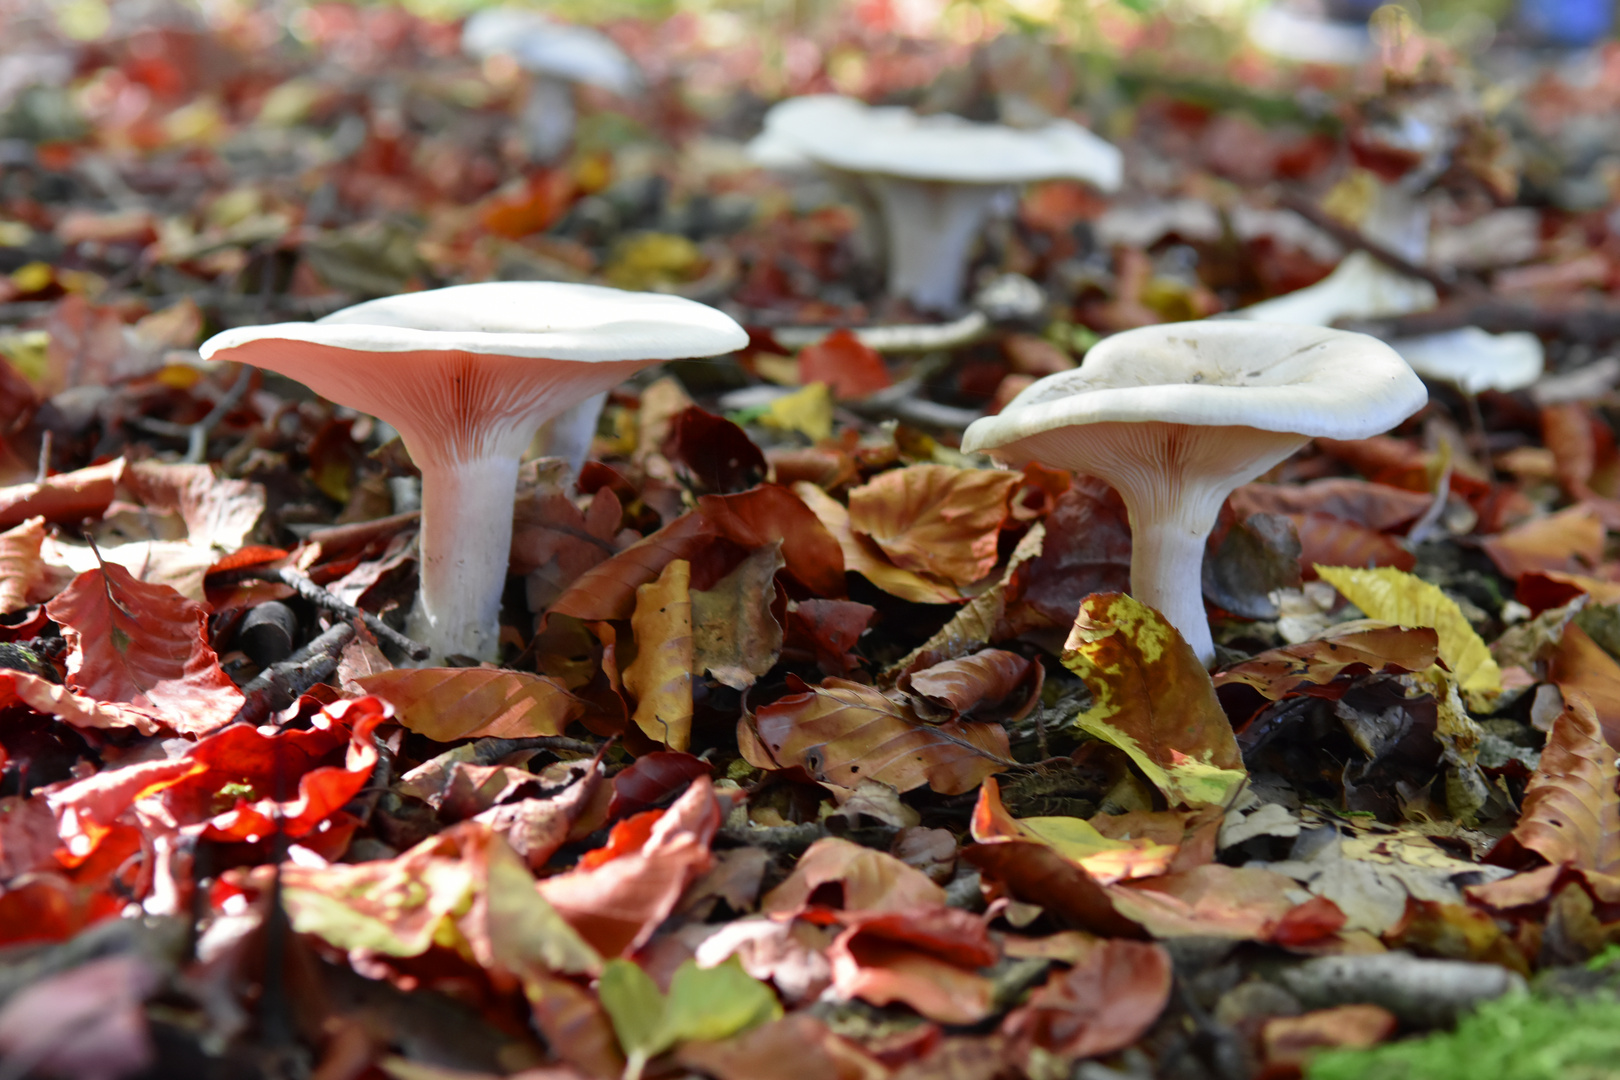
[1308,993,1620,1080]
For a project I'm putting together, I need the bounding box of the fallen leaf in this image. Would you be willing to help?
[1230,479,1432,531]
[754,676,1011,796]
[1481,505,1606,581]
[0,953,159,1080]
[1214,624,1441,728]
[1471,692,1620,908]
[1108,864,1337,941]
[692,543,785,690]
[1062,593,1245,807]
[1005,476,1132,631]
[676,1014,885,1080]
[0,517,64,613]
[1316,565,1502,710]
[1547,623,1620,750]
[122,460,265,550]
[698,484,845,599]
[762,837,946,916]
[827,907,998,1024]
[45,560,243,736]
[1001,938,1171,1062]
[666,407,768,493]
[1290,513,1416,577]
[1262,1004,1397,1072]
[759,382,834,441]
[959,841,1138,937]
[608,751,712,819]
[600,956,781,1080]
[891,521,1046,677]
[783,599,875,676]
[358,668,583,742]
[548,512,719,623]
[0,458,123,530]
[538,776,722,957]
[970,777,1176,885]
[848,465,1020,588]
[623,558,694,750]
[794,481,959,603]
[901,649,1042,724]
[1203,511,1302,619]
[797,329,891,400]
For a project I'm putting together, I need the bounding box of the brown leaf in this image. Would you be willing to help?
[513,487,624,608]
[1108,865,1335,941]
[761,837,946,916]
[754,677,1011,796]
[847,465,1020,588]
[1001,939,1171,1062]
[1472,693,1620,908]
[547,512,718,623]
[45,561,242,736]
[623,558,693,750]
[538,776,721,957]
[794,481,959,604]
[692,543,784,691]
[960,840,1141,936]
[1290,512,1416,577]
[1202,511,1301,619]
[783,599,875,676]
[358,668,583,742]
[666,407,768,494]
[1063,593,1244,807]
[891,521,1046,677]
[0,517,63,614]
[1547,623,1620,750]
[676,1014,886,1080]
[969,777,1177,885]
[1481,505,1606,581]
[1005,476,1132,630]
[1230,479,1432,531]
[901,649,1042,724]
[1214,625,1441,701]
[828,908,998,1025]
[0,459,123,530]
[698,484,845,599]
[121,461,265,550]
[1262,1005,1397,1072]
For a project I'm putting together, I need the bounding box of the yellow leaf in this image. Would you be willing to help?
[1315,565,1501,711]
[760,382,833,441]
[623,558,693,750]
[1061,593,1245,807]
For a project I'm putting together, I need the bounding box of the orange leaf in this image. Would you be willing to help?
[848,465,1020,589]
[754,677,1010,796]
[1214,625,1441,702]
[761,837,946,916]
[828,908,998,1025]
[45,561,242,736]
[548,511,719,623]
[1291,512,1415,578]
[1547,623,1620,751]
[794,481,959,604]
[698,484,845,598]
[0,517,61,614]
[1480,505,1606,581]
[623,558,693,750]
[797,329,891,400]
[358,667,583,742]
[901,649,1042,724]
[0,459,123,530]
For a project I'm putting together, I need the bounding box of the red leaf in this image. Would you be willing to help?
[548,511,719,623]
[783,599,875,676]
[797,329,891,400]
[1002,939,1171,1062]
[828,907,999,1025]
[1291,512,1416,578]
[45,561,243,736]
[666,407,767,493]
[0,459,123,530]
[607,751,712,819]
[1231,479,1431,531]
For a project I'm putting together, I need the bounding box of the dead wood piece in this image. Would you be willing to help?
[1276,953,1527,1028]
[716,821,825,854]
[262,565,429,661]
[233,621,357,726]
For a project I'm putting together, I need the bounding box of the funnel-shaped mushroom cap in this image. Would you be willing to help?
[754,94,1123,191]
[964,322,1426,666]
[1232,251,1436,327]
[462,9,640,96]
[965,322,1428,458]
[201,283,746,663]
[1393,328,1544,395]
[201,282,745,466]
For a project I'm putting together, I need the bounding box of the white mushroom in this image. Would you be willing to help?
[1232,250,1437,327]
[201,283,745,663]
[462,9,641,162]
[961,321,1427,666]
[1392,328,1544,395]
[749,94,1122,313]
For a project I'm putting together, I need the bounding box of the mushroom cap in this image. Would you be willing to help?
[962,321,1427,459]
[462,9,640,96]
[755,94,1122,191]
[1392,327,1544,395]
[200,282,745,465]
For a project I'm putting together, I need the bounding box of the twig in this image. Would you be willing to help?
[1279,190,1457,295]
[130,363,255,463]
[257,565,430,661]
[716,821,825,854]
[233,621,357,726]
[34,430,49,485]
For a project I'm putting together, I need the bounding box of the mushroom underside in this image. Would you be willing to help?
[999,419,1309,665]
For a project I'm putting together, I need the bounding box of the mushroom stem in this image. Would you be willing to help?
[409,453,522,662]
[870,178,1007,313]
[1125,505,1224,668]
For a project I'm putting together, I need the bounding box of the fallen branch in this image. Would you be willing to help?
[233,621,357,726]
[254,565,430,662]
[1276,953,1527,1028]
[769,310,989,353]
[131,364,255,463]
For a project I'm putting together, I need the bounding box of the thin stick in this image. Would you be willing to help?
[233,621,357,726]
[34,430,50,484]
[262,565,430,662]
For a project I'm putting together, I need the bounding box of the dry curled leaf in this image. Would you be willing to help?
[847,464,1020,589]
[901,649,1043,725]
[1001,938,1171,1063]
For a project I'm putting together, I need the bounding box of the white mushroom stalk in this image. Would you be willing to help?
[201,283,746,663]
[749,95,1122,313]
[962,322,1428,666]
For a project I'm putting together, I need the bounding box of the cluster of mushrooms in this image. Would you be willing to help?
[201,71,1441,669]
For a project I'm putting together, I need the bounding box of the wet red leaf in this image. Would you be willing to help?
[666,407,768,493]
[607,751,712,819]
[698,484,846,598]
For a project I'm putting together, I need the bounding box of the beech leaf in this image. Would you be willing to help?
[357,668,583,742]
[623,557,694,750]
[847,464,1020,588]
[1061,593,1245,807]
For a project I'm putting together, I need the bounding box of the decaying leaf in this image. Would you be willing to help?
[1001,938,1172,1063]
[762,837,946,916]
[548,512,719,623]
[971,777,1176,885]
[359,668,583,741]
[847,464,1019,589]
[1315,565,1502,711]
[753,676,1011,796]
[623,558,694,750]
[692,543,785,691]
[1061,593,1245,807]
